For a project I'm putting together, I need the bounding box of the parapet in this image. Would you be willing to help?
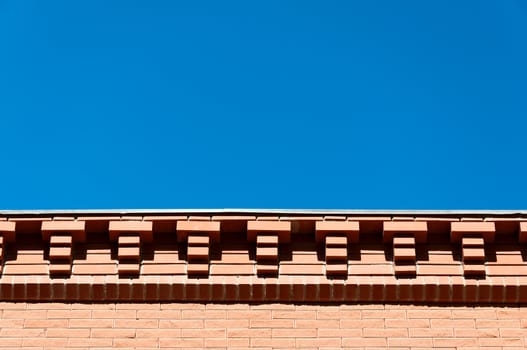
[1,209,526,303]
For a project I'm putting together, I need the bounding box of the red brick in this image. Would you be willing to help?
[50,235,73,245]
[342,337,387,347]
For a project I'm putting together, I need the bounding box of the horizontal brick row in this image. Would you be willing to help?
[0,215,527,303]
[0,302,526,349]
[0,275,525,303]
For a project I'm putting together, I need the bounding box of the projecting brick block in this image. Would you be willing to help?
[393,247,416,261]
[463,262,486,276]
[256,234,279,246]
[326,247,348,261]
[49,263,72,275]
[462,236,485,246]
[393,236,415,247]
[118,262,140,275]
[383,221,427,243]
[42,220,86,242]
[394,263,416,276]
[187,234,210,246]
[315,221,359,242]
[326,263,348,275]
[325,235,348,246]
[451,222,495,242]
[177,221,220,242]
[49,246,72,261]
[247,221,291,243]
[118,247,140,260]
[187,246,209,260]
[256,246,278,260]
[256,262,278,275]
[50,235,73,246]
[109,221,153,242]
[187,263,209,275]
[462,247,485,262]
[118,235,141,246]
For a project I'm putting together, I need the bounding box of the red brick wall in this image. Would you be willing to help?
[0,302,525,349]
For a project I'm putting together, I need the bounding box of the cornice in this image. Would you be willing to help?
[0,211,526,303]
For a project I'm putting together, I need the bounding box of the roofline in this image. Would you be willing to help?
[1,208,527,217]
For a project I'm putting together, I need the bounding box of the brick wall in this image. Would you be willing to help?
[0,302,525,349]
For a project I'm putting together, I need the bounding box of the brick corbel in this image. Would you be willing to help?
[383,221,428,277]
[247,221,291,276]
[315,221,359,276]
[176,221,220,276]
[451,222,495,277]
[41,221,86,275]
[109,221,153,276]
[0,222,16,274]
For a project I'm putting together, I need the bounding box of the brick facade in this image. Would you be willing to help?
[0,302,525,349]
[1,210,527,349]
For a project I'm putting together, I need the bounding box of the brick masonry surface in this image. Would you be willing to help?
[0,302,526,349]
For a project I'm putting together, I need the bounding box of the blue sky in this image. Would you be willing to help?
[0,1,526,210]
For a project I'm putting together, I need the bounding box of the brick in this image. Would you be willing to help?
[181,328,225,338]
[430,319,475,328]
[177,221,220,237]
[50,235,73,245]
[256,234,279,245]
[114,319,158,328]
[42,221,85,236]
[462,236,485,246]
[297,319,340,328]
[186,263,209,275]
[90,328,136,338]
[136,328,181,338]
[295,337,340,347]
[227,328,272,338]
[118,235,141,245]
[49,246,72,260]
[363,327,408,337]
[325,247,348,260]
[113,337,159,348]
[315,221,359,242]
[68,318,114,328]
[250,319,294,328]
[393,236,416,246]
[187,245,209,259]
[325,235,348,246]
[342,337,387,347]
[205,337,249,348]
[118,246,140,259]
[389,337,434,347]
[247,221,291,242]
[187,234,210,245]
[160,337,203,348]
[256,246,278,260]
[22,337,68,347]
[383,221,427,242]
[67,338,113,347]
[463,247,485,261]
[159,319,204,328]
[250,337,295,348]
[433,337,478,347]
[109,220,152,234]
[393,247,416,260]
[409,327,454,337]
[46,328,90,337]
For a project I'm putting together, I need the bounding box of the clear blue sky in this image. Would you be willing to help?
[1,1,526,210]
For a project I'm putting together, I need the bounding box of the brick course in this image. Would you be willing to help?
[0,302,525,349]
[2,211,527,348]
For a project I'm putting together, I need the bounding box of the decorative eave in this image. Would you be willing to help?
[1,210,527,303]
